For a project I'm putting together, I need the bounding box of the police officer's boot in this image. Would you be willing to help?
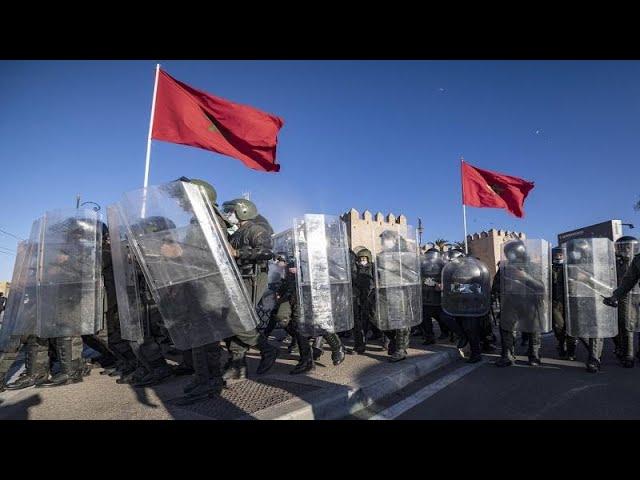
[528,333,542,366]
[312,336,325,360]
[352,321,367,354]
[179,347,225,404]
[324,333,346,366]
[290,337,315,375]
[38,338,83,388]
[557,336,568,359]
[495,329,515,367]
[586,358,601,373]
[223,354,248,382]
[422,319,436,345]
[566,337,577,361]
[288,336,299,354]
[6,343,49,390]
[133,360,173,387]
[256,334,279,375]
[390,329,409,362]
[586,338,602,373]
[117,365,148,384]
[612,333,623,359]
[622,330,635,368]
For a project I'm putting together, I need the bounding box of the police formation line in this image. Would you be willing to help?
[0,178,639,406]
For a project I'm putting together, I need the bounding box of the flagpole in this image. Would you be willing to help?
[141,64,160,218]
[143,64,161,189]
[460,156,469,254]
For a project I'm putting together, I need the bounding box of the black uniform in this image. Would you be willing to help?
[352,260,376,353]
[611,253,640,366]
[552,263,577,359]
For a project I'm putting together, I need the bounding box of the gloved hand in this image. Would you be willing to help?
[603,296,618,308]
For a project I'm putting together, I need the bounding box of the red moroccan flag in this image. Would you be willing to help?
[151,69,284,172]
[461,161,535,218]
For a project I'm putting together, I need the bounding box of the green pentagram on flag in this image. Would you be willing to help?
[488,183,504,195]
[202,110,221,134]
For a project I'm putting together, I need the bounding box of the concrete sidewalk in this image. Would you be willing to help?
[0,335,463,420]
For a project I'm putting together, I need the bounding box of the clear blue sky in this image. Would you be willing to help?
[1,60,639,279]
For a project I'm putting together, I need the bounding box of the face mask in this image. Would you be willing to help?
[227,224,239,235]
[225,211,239,225]
[359,258,368,266]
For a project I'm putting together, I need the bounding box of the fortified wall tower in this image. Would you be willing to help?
[467,229,526,280]
[341,208,411,255]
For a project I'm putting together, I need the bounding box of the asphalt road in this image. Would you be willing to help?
[352,332,640,420]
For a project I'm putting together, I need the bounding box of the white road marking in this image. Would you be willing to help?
[369,361,485,420]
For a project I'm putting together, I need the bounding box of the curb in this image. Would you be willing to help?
[253,349,461,420]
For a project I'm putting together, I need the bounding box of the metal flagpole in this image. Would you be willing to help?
[461,156,469,254]
[143,64,161,189]
[142,64,161,218]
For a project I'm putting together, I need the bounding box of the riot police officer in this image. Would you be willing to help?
[420,248,444,345]
[351,247,376,354]
[494,240,548,367]
[551,247,576,360]
[566,238,618,373]
[441,255,491,363]
[221,198,279,381]
[604,236,640,367]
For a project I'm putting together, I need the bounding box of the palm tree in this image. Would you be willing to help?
[451,241,466,251]
[433,238,450,252]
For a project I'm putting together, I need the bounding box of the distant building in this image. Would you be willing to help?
[0,281,9,296]
[341,208,413,255]
[557,219,623,245]
[467,229,526,280]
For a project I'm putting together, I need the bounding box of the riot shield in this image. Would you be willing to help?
[293,214,353,336]
[117,181,259,350]
[421,250,445,306]
[614,238,640,332]
[372,224,422,331]
[11,219,43,338]
[441,256,491,317]
[0,240,29,351]
[499,239,552,333]
[107,204,145,343]
[564,238,618,338]
[36,208,102,339]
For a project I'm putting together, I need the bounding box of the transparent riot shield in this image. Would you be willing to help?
[614,239,640,332]
[118,181,259,350]
[441,256,491,317]
[293,214,353,336]
[372,224,422,331]
[11,219,43,338]
[107,204,145,343]
[564,238,618,338]
[499,239,552,333]
[36,208,102,339]
[421,251,445,306]
[0,240,29,351]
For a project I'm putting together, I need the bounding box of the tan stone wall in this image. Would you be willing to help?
[0,281,9,296]
[341,209,412,255]
[467,229,526,282]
